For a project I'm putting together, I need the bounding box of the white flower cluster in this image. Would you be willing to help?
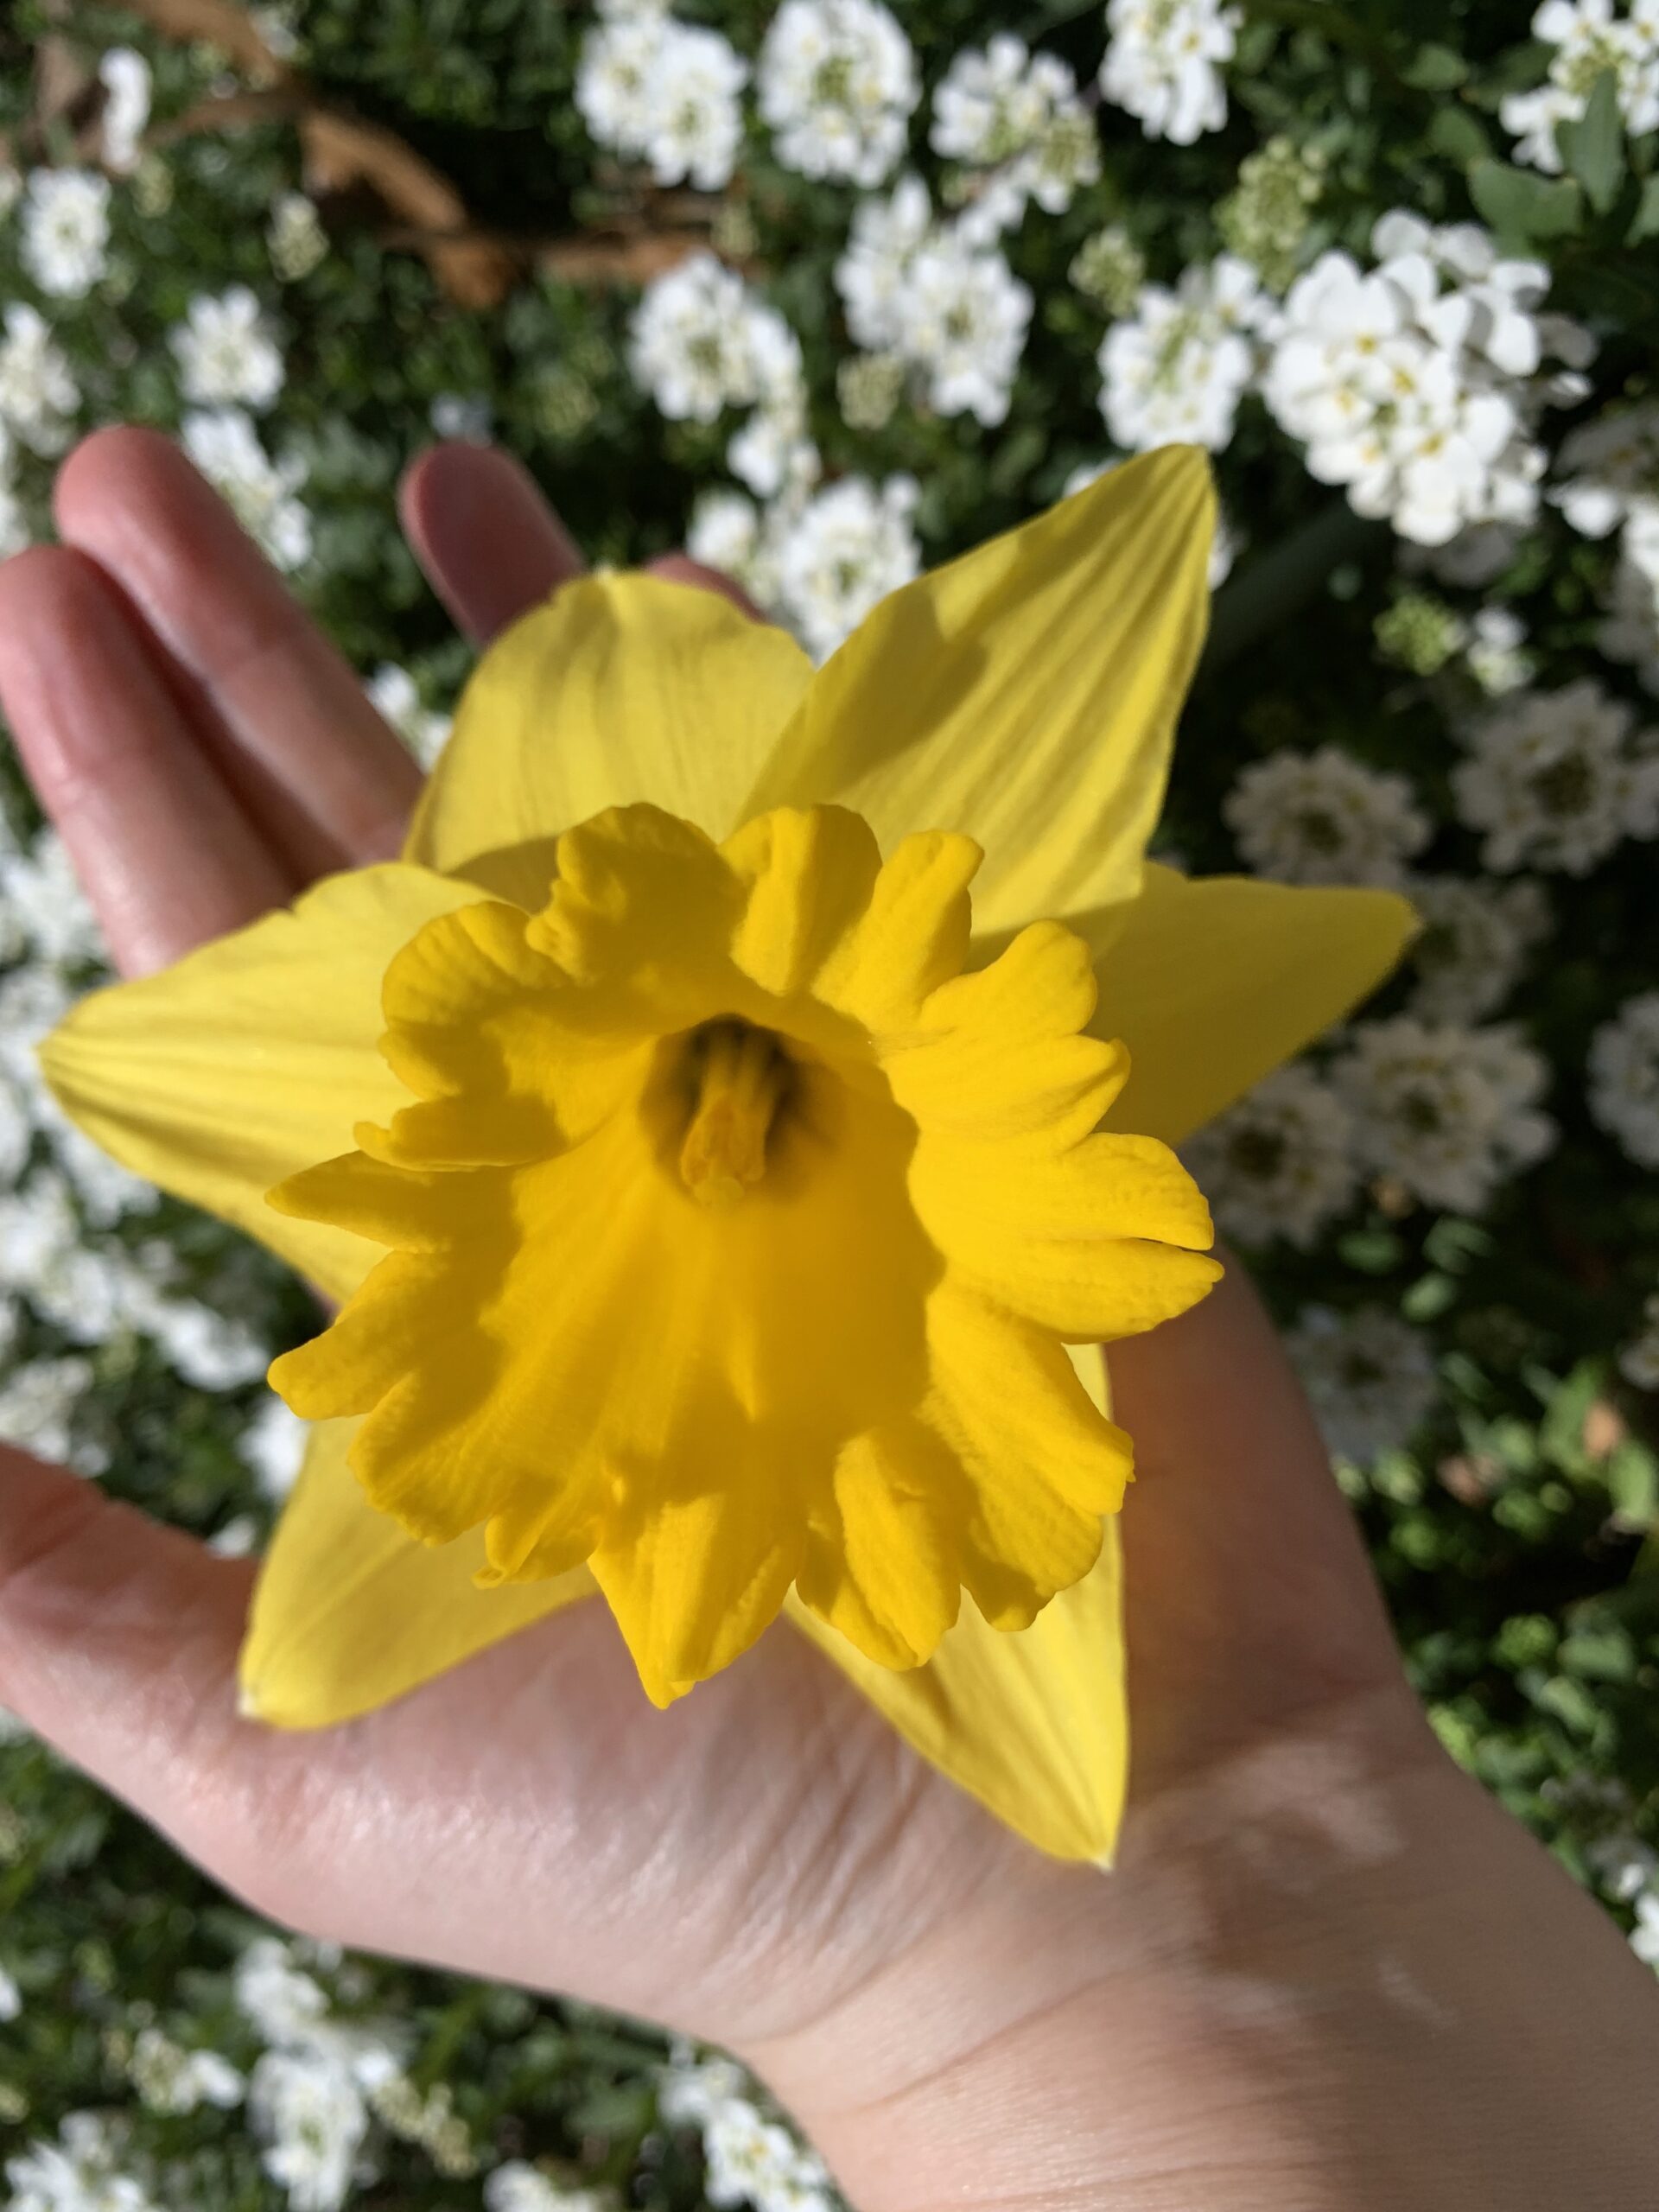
[1452,677,1659,875]
[366,664,454,768]
[170,286,285,410]
[836,176,1032,425]
[1288,1304,1440,1465]
[1099,252,1274,453]
[659,2048,834,2212]
[181,407,313,570]
[576,0,748,190]
[629,252,813,497]
[236,1936,409,2212]
[1263,212,1592,545]
[19,168,111,300]
[484,2163,616,2210]
[1099,0,1239,144]
[931,35,1099,243]
[98,47,153,175]
[759,0,919,185]
[1590,990,1659,1167]
[1554,401,1659,696]
[688,473,920,659]
[1183,1063,1357,1250]
[1224,743,1429,887]
[1336,1017,1556,1213]
[5,2111,159,2212]
[1405,874,1551,1022]
[1502,0,1659,172]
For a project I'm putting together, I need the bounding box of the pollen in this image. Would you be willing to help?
[677,1019,791,1208]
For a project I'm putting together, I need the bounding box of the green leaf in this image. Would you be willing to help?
[1470,158,1584,241]
[1404,42,1468,90]
[1557,67,1625,213]
[1630,173,1659,243]
[1427,105,1493,167]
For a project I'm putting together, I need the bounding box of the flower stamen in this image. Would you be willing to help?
[678,1020,791,1208]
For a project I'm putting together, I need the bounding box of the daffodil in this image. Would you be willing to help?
[40,449,1411,1861]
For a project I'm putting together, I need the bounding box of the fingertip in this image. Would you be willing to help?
[645,552,766,621]
[399,442,585,644]
[54,423,194,548]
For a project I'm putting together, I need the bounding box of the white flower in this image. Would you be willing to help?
[235,1936,333,2045]
[269,190,328,281]
[181,409,312,569]
[687,490,772,601]
[1335,1017,1555,1213]
[1599,550,1659,694]
[20,169,111,299]
[1590,991,1659,1167]
[0,303,80,455]
[1452,677,1659,874]
[170,287,285,410]
[0,1354,102,1471]
[1618,1289,1659,1389]
[898,229,1031,425]
[99,48,153,174]
[835,175,932,352]
[833,179,1031,423]
[484,2164,616,2211]
[931,35,1099,242]
[1100,254,1272,453]
[758,0,920,187]
[658,2050,750,2127]
[367,664,452,767]
[4,2113,158,2212]
[1465,605,1536,696]
[1502,0,1659,172]
[1263,217,1579,545]
[1405,875,1550,1023]
[0,1965,20,2022]
[0,829,105,969]
[1184,1064,1358,1249]
[630,256,782,423]
[1633,1889,1659,1968]
[578,14,747,190]
[772,475,920,659]
[239,1395,310,1500]
[1288,1306,1439,1465]
[702,2097,803,2210]
[130,2025,245,2114]
[249,2046,370,2212]
[1099,0,1240,143]
[0,1070,29,1186]
[1224,744,1429,887]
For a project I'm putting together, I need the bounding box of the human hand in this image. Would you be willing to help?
[1,429,1655,2212]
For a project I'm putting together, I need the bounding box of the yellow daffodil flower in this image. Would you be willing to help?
[38,448,1412,1862]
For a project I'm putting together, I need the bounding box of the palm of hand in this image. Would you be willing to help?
[0,429,1422,2124]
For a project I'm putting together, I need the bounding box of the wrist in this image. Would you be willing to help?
[747,1694,1659,2212]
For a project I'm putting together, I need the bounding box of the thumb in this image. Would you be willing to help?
[0,1443,262,1847]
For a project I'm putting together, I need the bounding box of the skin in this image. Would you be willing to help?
[0,428,1656,2210]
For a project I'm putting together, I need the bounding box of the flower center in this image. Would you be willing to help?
[677,1019,792,1209]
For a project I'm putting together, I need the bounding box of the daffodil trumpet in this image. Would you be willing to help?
[40,448,1412,1861]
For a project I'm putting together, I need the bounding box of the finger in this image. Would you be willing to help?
[0,545,295,976]
[0,1445,260,1859]
[1110,1260,1407,1798]
[399,442,585,645]
[55,427,423,879]
[646,551,765,620]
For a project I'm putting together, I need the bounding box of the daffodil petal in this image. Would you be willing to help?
[787,1336,1128,1864]
[742,448,1216,937]
[1087,865,1418,1147]
[404,575,817,893]
[37,866,488,1304]
[239,1417,597,1728]
[785,1525,1127,1865]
